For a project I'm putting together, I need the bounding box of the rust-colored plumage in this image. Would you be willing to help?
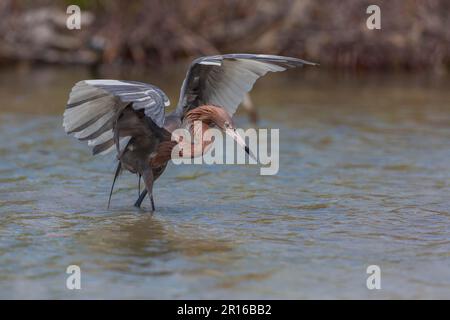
[63,54,317,210]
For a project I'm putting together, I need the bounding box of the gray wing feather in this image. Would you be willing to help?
[63,80,169,155]
[176,54,317,116]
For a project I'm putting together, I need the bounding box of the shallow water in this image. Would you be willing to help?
[0,66,449,299]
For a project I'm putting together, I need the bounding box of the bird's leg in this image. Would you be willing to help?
[137,168,155,212]
[107,161,121,209]
[150,194,155,212]
[134,189,147,208]
[138,174,141,196]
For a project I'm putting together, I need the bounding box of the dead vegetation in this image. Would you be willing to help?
[0,0,449,72]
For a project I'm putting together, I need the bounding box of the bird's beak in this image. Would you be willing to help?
[225,128,257,161]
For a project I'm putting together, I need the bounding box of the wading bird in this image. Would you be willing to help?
[63,54,316,211]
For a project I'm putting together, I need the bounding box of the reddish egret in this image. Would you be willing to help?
[63,54,316,210]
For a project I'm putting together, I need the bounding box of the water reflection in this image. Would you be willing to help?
[78,212,235,260]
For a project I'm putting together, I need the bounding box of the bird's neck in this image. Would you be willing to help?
[154,120,213,165]
[165,105,218,159]
[178,121,213,158]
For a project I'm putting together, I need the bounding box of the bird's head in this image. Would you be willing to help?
[185,105,255,160]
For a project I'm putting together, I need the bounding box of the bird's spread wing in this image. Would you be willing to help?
[176,54,317,117]
[63,80,170,155]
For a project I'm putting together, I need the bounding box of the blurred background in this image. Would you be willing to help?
[0,0,450,299]
[1,0,449,72]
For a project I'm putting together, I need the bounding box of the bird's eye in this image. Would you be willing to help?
[224,121,230,128]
